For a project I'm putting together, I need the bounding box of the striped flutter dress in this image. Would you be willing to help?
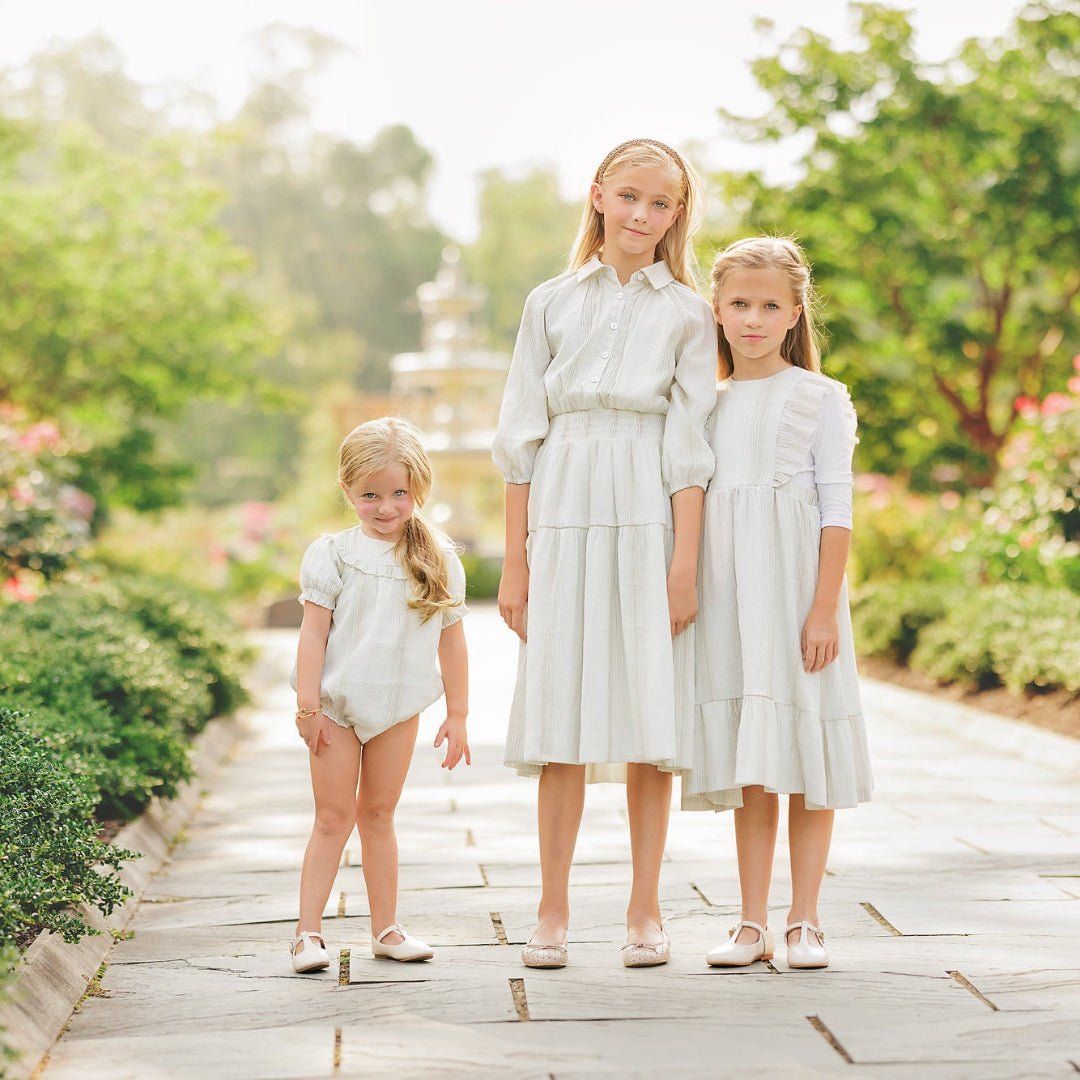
[492,255,717,781]
[683,365,873,811]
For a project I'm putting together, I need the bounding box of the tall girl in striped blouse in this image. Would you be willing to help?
[289,417,470,973]
[492,139,717,969]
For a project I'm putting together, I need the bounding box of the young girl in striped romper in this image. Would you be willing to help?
[289,417,470,972]
[493,139,717,969]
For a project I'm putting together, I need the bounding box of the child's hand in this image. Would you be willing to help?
[296,711,333,756]
[434,715,471,770]
[667,568,698,637]
[498,564,529,641]
[801,605,839,673]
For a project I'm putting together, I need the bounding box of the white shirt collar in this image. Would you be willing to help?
[575,254,675,290]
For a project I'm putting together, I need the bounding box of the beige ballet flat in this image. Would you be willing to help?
[621,928,671,968]
[521,938,568,968]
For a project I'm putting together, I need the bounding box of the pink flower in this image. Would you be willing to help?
[17,421,61,453]
[940,491,961,510]
[2,577,37,603]
[1073,354,1080,373]
[242,501,273,542]
[1013,395,1039,416]
[1068,376,1080,396]
[58,485,97,522]
[1041,392,1074,415]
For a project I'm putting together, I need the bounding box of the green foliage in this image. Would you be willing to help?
[465,168,580,349]
[849,579,961,664]
[0,574,249,819]
[0,706,137,945]
[713,1,1080,485]
[0,119,280,517]
[852,579,1080,695]
[459,551,502,600]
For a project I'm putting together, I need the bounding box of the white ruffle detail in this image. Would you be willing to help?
[773,371,857,488]
[682,696,874,812]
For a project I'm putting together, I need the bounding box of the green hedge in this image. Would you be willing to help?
[851,579,1080,695]
[0,573,251,819]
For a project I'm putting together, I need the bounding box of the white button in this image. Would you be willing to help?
[601,352,609,358]
[591,376,599,383]
[616,293,624,300]
[610,322,618,329]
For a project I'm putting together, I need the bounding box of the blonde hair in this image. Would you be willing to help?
[568,138,705,289]
[338,416,454,623]
[709,236,822,379]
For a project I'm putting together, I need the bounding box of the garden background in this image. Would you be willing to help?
[1,0,1079,1065]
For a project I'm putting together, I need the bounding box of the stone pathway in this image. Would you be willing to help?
[38,605,1080,1079]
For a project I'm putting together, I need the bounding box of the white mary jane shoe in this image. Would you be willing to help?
[706,920,774,967]
[290,930,330,973]
[785,921,829,969]
[371,923,434,962]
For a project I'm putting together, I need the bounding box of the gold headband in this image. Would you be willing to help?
[594,138,687,185]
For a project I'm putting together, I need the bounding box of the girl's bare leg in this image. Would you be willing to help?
[356,715,420,946]
[732,785,780,943]
[786,794,834,940]
[295,721,361,955]
[533,762,586,944]
[625,763,671,942]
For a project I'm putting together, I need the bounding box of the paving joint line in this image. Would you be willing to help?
[807,1015,853,1063]
[490,911,509,945]
[860,902,902,936]
[509,978,530,1021]
[689,882,713,907]
[947,970,998,1010]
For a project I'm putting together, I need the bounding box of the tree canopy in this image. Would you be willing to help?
[713,1,1080,485]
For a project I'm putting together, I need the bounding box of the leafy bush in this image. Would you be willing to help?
[0,574,250,819]
[0,706,136,944]
[459,551,501,600]
[850,580,962,665]
[911,585,1080,694]
[853,579,1080,696]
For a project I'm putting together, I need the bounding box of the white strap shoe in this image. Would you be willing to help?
[706,920,774,967]
[785,921,829,968]
[372,923,434,962]
[290,930,329,973]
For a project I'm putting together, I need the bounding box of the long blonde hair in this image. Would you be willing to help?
[709,236,822,379]
[338,417,454,623]
[568,138,704,289]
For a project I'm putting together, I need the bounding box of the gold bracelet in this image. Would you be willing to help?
[295,707,320,719]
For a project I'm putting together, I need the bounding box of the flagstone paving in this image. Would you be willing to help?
[36,605,1080,1079]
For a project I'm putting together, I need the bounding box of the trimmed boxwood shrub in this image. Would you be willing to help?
[0,707,136,945]
[853,579,1080,696]
[0,573,250,820]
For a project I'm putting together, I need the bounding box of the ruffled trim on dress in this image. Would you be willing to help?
[682,695,873,812]
[330,531,408,579]
[773,371,858,487]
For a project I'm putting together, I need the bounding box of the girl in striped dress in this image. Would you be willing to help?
[289,417,470,972]
[685,237,873,971]
[493,139,717,969]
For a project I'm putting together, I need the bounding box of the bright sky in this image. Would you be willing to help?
[0,0,1026,241]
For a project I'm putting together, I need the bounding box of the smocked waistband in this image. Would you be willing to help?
[547,409,664,440]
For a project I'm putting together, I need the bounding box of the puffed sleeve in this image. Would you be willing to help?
[297,534,343,610]
[491,284,553,484]
[441,550,469,629]
[662,295,718,496]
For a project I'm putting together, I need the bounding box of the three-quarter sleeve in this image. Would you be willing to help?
[492,285,553,484]
[441,550,469,629]
[662,299,718,496]
[298,534,343,609]
[813,387,858,530]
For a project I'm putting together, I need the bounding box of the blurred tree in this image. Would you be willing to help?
[0,119,278,516]
[465,168,580,349]
[712,1,1080,486]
